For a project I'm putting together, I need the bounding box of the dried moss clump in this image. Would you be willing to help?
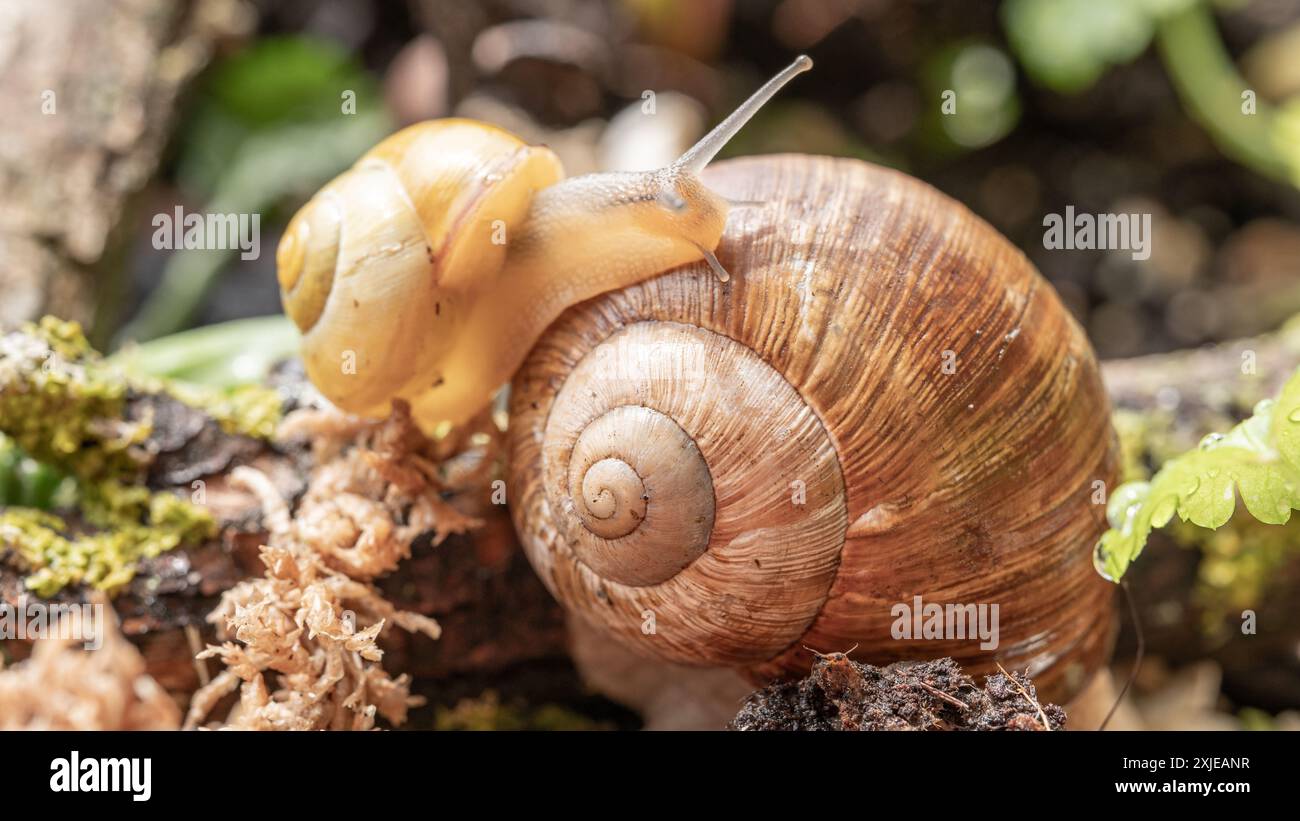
[0,600,180,730]
[186,403,478,730]
[0,317,222,595]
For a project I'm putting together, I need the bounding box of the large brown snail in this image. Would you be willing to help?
[277,56,1117,703]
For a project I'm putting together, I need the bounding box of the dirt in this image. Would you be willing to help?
[729,654,1066,731]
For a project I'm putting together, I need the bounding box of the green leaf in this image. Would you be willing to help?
[1096,368,1300,582]
[205,36,367,126]
[1272,365,1300,464]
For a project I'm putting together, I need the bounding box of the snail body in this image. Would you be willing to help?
[278,59,813,428]
[277,57,1118,702]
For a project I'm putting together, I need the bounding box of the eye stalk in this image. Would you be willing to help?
[658,54,814,283]
[673,54,813,176]
[691,240,732,283]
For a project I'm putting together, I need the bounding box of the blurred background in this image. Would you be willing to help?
[3,0,1300,729]
[5,0,1294,358]
[9,0,1295,358]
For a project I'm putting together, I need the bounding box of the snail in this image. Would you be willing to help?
[277,56,814,428]
[277,57,1118,704]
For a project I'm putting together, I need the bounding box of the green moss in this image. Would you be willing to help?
[1113,408,1158,483]
[0,317,149,480]
[0,480,215,597]
[1166,515,1300,633]
[433,692,613,731]
[1237,707,1282,731]
[0,318,226,596]
[163,381,283,440]
[0,318,282,474]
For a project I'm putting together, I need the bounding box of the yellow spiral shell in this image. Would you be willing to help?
[277,119,563,420]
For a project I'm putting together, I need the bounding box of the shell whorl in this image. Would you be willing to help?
[523,319,849,663]
[509,155,1118,702]
[277,119,563,421]
[564,405,710,568]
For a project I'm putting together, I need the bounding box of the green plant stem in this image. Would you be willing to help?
[1155,3,1291,183]
[110,314,299,388]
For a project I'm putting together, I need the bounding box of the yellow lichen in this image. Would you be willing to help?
[0,318,222,596]
[0,317,150,480]
[1,482,215,597]
[433,691,613,731]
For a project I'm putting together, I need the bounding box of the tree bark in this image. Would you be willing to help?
[1102,320,1300,434]
[0,0,250,336]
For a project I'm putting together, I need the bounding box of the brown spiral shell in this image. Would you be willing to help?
[507,155,1118,702]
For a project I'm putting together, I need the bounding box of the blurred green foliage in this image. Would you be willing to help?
[1158,4,1300,186]
[1001,0,1193,93]
[1002,0,1300,188]
[117,36,392,346]
[111,315,298,389]
[176,36,386,198]
[0,439,70,510]
[921,40,1021,152]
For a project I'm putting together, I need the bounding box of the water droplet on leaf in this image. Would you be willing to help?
[1092,541,1115,582]
[1106,481,1149,529]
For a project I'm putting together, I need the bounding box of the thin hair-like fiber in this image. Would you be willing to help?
[1099,578,1143,731]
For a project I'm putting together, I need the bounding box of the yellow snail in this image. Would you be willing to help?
[277,56,1117,703]
[278,57,813,427]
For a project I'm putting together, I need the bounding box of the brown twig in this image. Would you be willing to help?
[915,680,969,711]
[184,624,210,688]
[997,662,1053,730]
